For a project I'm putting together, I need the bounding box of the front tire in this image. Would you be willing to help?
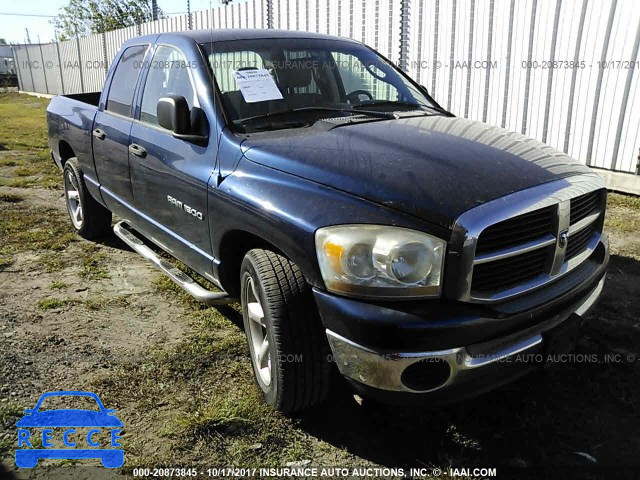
[63,158,112,239]
[240,249,332,413]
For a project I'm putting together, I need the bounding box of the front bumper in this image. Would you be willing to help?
[315,239,608,402]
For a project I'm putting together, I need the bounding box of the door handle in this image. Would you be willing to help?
[92,128,106,140]
[128,143,147,158]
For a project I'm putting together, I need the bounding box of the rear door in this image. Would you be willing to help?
[93,44,148,206]
[128,44,215,274]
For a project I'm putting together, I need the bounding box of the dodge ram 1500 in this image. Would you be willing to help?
[47,29,609,412]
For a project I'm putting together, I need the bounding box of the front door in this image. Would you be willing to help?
[128,45,215,277]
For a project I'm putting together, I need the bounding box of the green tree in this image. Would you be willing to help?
[52,0,164,40]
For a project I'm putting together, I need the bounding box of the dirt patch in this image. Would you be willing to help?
[0,188,191,474]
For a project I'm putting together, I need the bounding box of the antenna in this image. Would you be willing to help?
[209,0,223,185]
[209,0,214,78]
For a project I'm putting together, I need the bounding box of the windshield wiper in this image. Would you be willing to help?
[353,100,418,109]
[239,106,396,127]
[352,100,450,115]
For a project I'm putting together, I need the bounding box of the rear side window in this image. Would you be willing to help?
[106,45,147,117]
[140,46,196,126]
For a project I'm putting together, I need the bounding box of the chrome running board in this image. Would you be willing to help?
[113,220,235,305]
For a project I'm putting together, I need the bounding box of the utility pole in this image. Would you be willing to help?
[152,0,159,21]
[187,0,192,29]
[25,28,32,44]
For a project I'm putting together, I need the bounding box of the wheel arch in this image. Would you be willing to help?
[58,140,76,166]
[217,229,287,297]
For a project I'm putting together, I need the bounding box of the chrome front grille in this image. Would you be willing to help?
[450,174,607,303]
[475,206,555,254]
[471,248,548,292]
[566,224,595,260]
[570,190,601,224]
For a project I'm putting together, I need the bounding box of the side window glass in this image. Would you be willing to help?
[106,45,147,117]
[140,46,196,126]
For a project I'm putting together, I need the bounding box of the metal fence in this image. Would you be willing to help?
[10,0,640,176]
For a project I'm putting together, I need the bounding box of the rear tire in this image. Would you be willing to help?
[63,157,112,239]
[240,249,332,413]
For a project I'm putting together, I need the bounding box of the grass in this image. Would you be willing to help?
[0,94,49,151]
[37,297,76,310]
[0,403,24,455]
[0,100,77,264]
[83,295,130,311]
[0,158,19,167]
[79,244,110,280]
[0,192,24,203]
[49,280,69,290]
[607,193,640,209]
[0,93,60,189]
[14,165,44,177]
[0,256,12,270]
[606,193,640,234]
[37,294,132,311]
[40,251,67,273]
[0,403,23,424]
[0,202,75,268]
[174,394,259,437]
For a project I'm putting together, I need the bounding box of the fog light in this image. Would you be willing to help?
[400,358,451,391]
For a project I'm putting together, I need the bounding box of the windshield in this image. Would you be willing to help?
[201,37,440,131]
[35,395,101,412]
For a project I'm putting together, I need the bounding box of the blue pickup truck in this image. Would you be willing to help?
[47,29,609,412]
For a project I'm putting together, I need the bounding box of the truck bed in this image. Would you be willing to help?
[47,91,102,188]
[62,92,101,107]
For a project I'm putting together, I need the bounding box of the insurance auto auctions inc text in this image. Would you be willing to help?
[193,466,498,478]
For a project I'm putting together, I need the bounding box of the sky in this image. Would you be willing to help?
[0,0,246,44]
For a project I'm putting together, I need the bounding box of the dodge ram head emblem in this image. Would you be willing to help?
[559,230,569,248]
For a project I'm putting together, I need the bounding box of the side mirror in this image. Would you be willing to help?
[157,95,209,146]
[157,95,190,134]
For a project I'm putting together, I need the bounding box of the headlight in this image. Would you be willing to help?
[315,225,446,299]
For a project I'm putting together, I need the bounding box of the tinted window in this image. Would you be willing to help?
[140,46,196,126]
[106,45,147,117]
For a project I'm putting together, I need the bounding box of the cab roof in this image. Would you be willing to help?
[139,28,361,45]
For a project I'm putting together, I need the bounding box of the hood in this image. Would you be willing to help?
[242,115,593,228]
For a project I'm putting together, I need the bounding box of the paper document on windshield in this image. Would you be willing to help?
[234,69,284,103]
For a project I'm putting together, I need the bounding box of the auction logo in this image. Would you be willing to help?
[15,391,124,468]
